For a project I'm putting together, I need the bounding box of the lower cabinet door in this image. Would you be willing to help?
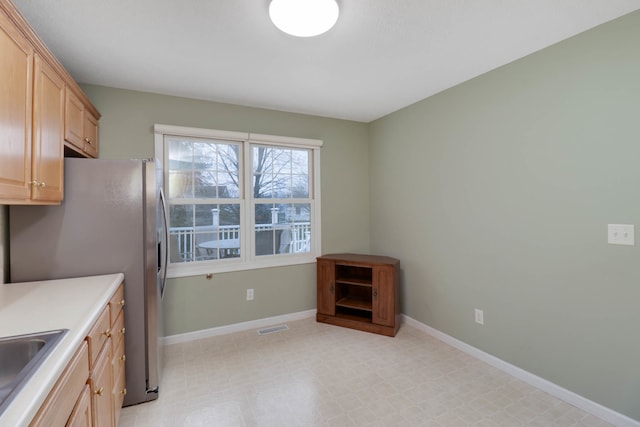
[317,258,336,316]
[372,265,395,327]
[67,384,92,427]
[90,340,114,427]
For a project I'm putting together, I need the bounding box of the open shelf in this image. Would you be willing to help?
[335,308,373,323]
[335,278,372,287]
[335,264,372,286]
[336,296,372,311]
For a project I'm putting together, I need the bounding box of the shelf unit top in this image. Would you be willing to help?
[317,253,399,266]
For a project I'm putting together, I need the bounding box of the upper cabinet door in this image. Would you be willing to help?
[83,110,99,158]
[0,9,33,200]
[32,54,64,202]
[65,88,85,150]
[65,88,99,158]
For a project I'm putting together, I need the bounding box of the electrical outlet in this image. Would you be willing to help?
[475,309,484,325]
[246,288,254,301]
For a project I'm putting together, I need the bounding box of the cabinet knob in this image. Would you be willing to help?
[121,388,127,396]
[95,387,104,396]
[330,283,334,293]
[120,354,126,362]
[119,327,126,335]
[102,328,111,338]
[118,299,125,307]
[373,288,378,298]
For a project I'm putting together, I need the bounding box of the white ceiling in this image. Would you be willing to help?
[14,0,640,123]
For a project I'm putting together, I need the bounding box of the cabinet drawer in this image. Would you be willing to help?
[30,341,89,427]
[109,283,125,326]
[112,308,125,345]
[86,305,110,368]
[112,310,126,370]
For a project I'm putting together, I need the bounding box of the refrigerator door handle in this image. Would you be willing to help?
[159,187,169,300]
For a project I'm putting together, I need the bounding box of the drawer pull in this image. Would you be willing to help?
[95,387,104,396]
[120,354,126,362]
[119,327,126,335]
[121,388,127,396]
[102,328,111,338]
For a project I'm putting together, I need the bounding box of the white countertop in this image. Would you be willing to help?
[0,273,124,427]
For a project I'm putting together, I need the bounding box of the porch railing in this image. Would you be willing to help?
[169,222,311,262]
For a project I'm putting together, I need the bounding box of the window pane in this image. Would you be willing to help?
[168,140,193,170]
[252,146,309,199]
[169,203,241,263]
[292,174,309,198]
[255,203,311,256]
[168,137,240,200]
[169,204,194,262]
[195,204,241,261]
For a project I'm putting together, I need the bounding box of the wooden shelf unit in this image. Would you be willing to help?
[316,253,400,337]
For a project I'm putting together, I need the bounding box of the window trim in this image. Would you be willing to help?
[154,124,322,278]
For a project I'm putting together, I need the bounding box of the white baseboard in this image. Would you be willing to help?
[401,314,640,427]
[162,309,316,345]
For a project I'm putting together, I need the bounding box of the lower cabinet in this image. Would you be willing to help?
[30,282,126,426]
[316,253,401,337]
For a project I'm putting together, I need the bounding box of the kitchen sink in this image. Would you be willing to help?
[0,329,68,416]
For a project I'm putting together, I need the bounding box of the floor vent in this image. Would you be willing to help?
[256,324,289,335]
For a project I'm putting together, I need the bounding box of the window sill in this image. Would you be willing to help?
[166,254,317,278]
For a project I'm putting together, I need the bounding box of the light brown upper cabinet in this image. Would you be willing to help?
[65,88,99,158]
[0,5,34,202]
[0,0,100,204]
[31,54,65,203]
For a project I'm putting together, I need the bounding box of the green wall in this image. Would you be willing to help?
[81,85,371,335]
[369,11,640,421]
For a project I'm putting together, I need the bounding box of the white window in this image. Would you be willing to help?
[154,124,322,278]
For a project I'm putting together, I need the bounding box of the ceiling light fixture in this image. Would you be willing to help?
[269,0,339,38]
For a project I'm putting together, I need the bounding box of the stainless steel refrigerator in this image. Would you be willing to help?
[9,157,168,406]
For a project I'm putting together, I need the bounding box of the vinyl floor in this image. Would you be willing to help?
[118,317,613,426]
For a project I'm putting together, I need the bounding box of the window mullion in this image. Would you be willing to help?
[243,139,253,262]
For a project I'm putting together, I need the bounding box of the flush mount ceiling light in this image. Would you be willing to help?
[269,0,339,37]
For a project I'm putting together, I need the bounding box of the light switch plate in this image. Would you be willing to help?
[607,224,634,246]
